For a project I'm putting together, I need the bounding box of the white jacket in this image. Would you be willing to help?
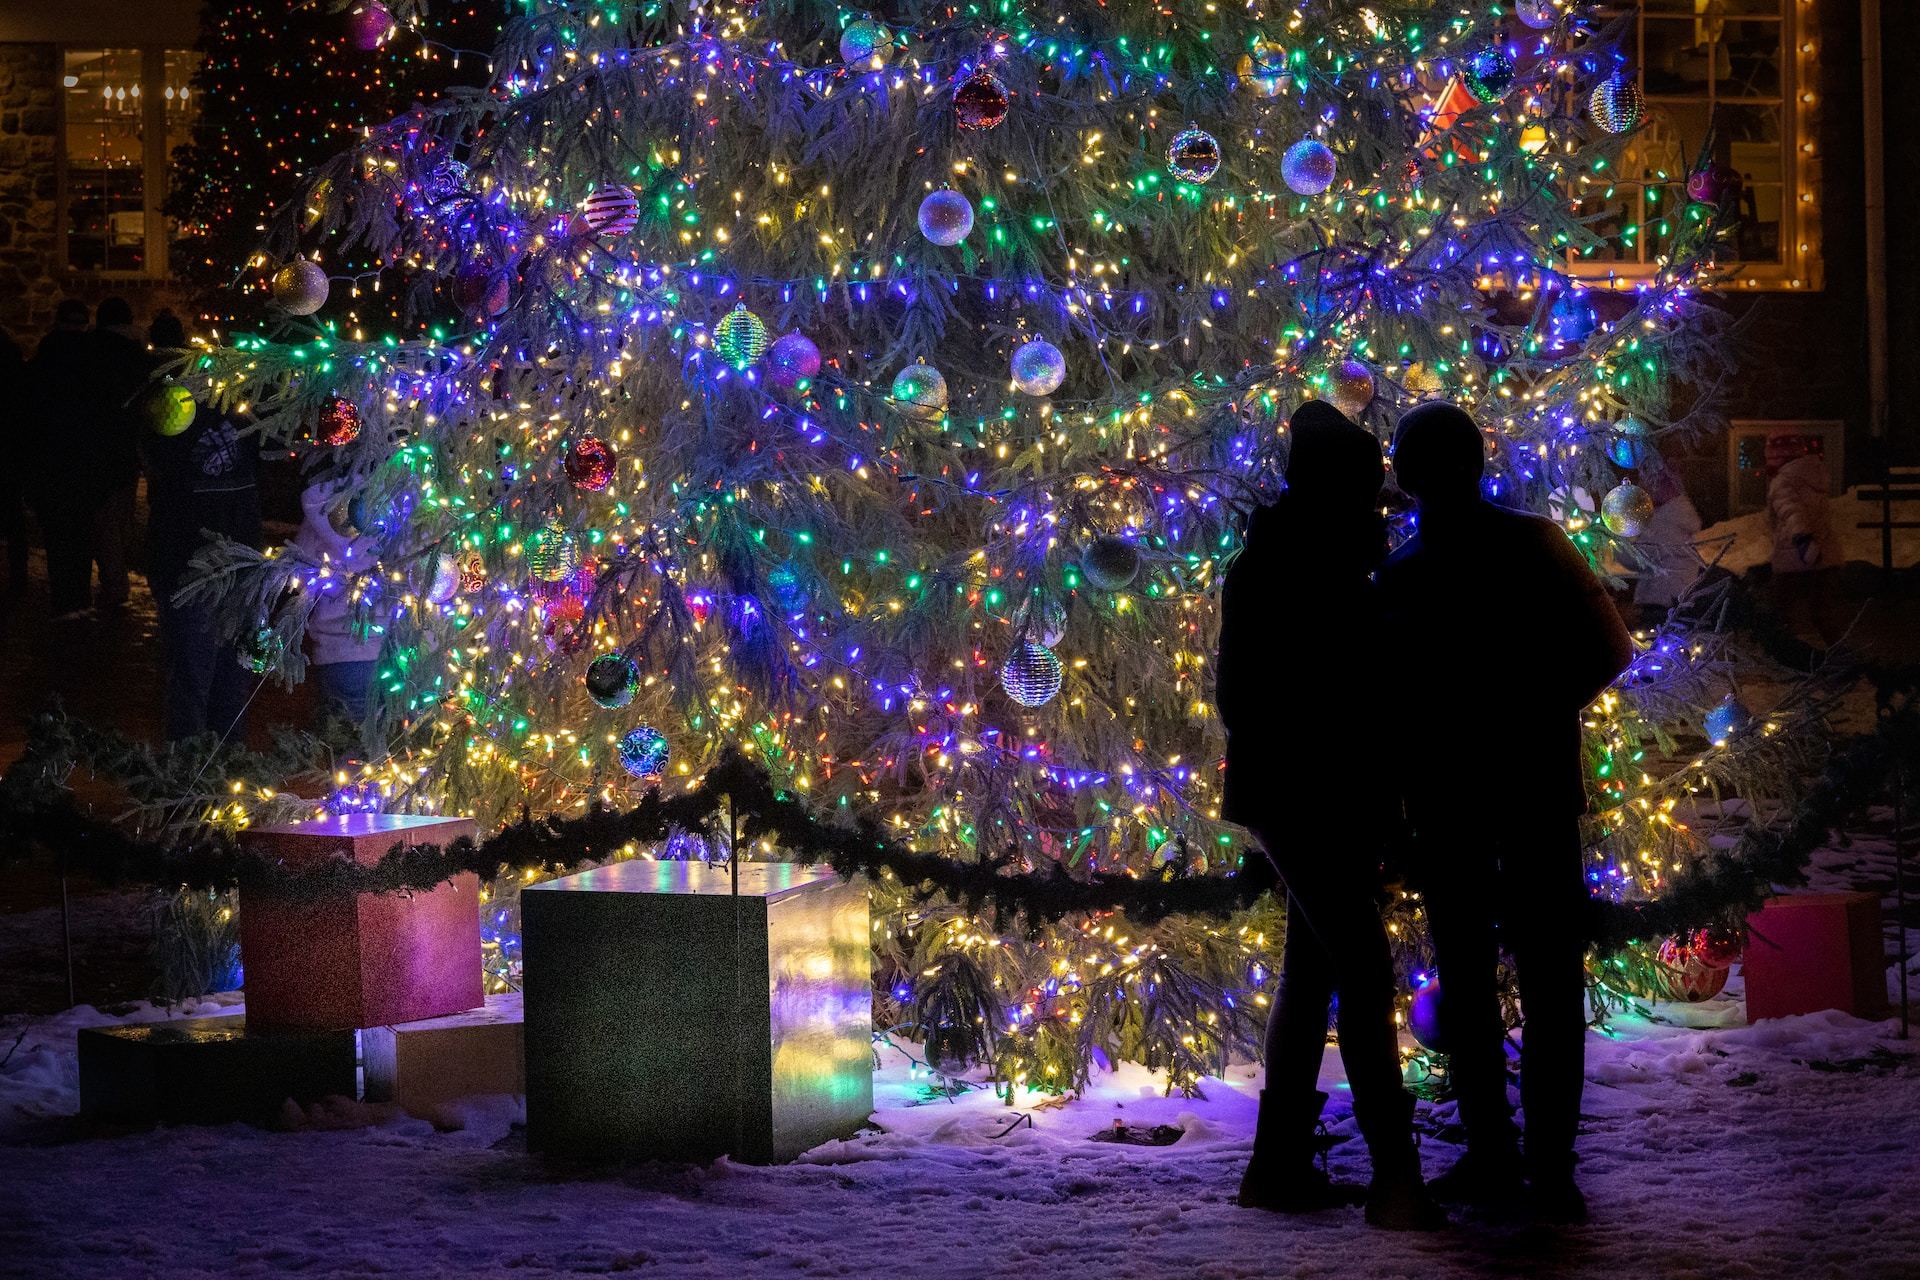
[291,482,384,665]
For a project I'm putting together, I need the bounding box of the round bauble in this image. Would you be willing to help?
[239,626,283,676]
[577,185,639,239]
[1600,482,1654,537]
[456,550,487,594]
[1001,639,1064,708]
[1408,978,1448,1054]
[271,260,329,315]
[890,362,948,420]
[586,652,640,709]
[1010,339,1066,396]
[1080,536,1140,591]
[839,18,894,65]
[1281,139,1336,196]
[766,331,821,391]
[1703,694,1752,745]
[319,396,362,447]
[1686,162,1741,210]
[954,69,1009,130]
[917,189,974,246]
[1590,75,1643,134]
[1608,415,1653,469]
[1463,48,1516,103]
[1654,935,1731,1002]
[421,158,470,208]
[617,726,671,779]
[713,303,769,368]
[1238,41,1290,96]
[767,560,809,612]
[526,519,580,582]
[347,2,393,50]
[1167,128,1222,184]
[146,383,196,437]
[1516,0,1559,29]
[453,265,510,317]
[1015,594,1067,648]
[1328,360,1375,418]
[428,554,460,605]
[565,435,617,491]
[1696,928,1744,970]
[1549,291,1599,344]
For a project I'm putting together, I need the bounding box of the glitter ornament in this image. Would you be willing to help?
[1589,75,1643,134]
[1655,935,1731,1002]
[1010,340,1066,396]
[577,185,639,239]
[1703,695,1752,745]
[617,726,671,779]
[457,551,487,594]
[839,19,894,65]
[1601,482,1654,537]
[1463,49,1516,103]
[1238,41,1290,96]
[767,561,809,612]
[1549,291,1599,344]
[1608,416,1653,469]
[1080,536,1140,591]
[527,520,580,582]
[347,2,393,50]
[890,362,948,420]
[917,189,974,246]
[1328,360,1375,417]
[453,265,510,317]
[421,158,470,208]
[1408,977,1448,1053]
[428,555,460,605]
[146,383,196,437]
[766,331,821,391]
[1166,128,1222,183]
[586,653,640,709]
[1516,0,1559,29]
[713,304,769,368]
[271,260,329,315]
[565,435,617,491]
[1281,139,1336,196]
[954,69,1009,130]
[1001,640,1064,708]
[239,626,283,676]
[319,397,362,447]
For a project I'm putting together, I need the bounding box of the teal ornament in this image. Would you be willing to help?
[1010,340,1066,396]
[713,304,769,368]
[767,560,808,612]
[1463,49,1515,103]
[617,726,670,779]
[586,653,640,709]
[1000,640,1064,708]
[1167,128,1222,183]
[1080,536,1140,591]
[1281,139,1336,196]
[917,189,973,246]
[1704,696,1751,746]
[839,18,894,64]
[1601,482,1654,537]
[890,362,948,420]
[1608,416,1653,469]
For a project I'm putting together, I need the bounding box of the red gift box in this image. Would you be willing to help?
[1742,891,1887,1023]
[239,813,484,1031]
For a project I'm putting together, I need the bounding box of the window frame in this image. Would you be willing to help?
[1571,0,1822,293]
[56,45,195,281]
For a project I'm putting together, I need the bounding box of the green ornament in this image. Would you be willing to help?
[527,519,580,582]
[713,304,769,368]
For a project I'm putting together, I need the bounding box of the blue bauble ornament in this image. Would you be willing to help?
[1281,139,1336,196]
[767,560,809,612]
[1463,48,1516,103]
[917,190,974,246]
[1000,640,1064,708]
[1409,977,1448,1054]
[1549,291,1598,344]
[1703,696,1751,745]
[421,158,470,208]
[585,653,639,709]
[839,18,894,65]
[617,726,670,779]
[1608,415,1653,469]
[1010,339,1066,396]
[1080,536,1140,591]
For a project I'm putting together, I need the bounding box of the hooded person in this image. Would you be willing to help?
[1217,400,1441,1231]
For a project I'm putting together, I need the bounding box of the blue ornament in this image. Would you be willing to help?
[767,560,809,612]
[917,190,974,246]
[1463,48,1516,103]
[1001,640,1064,708]
[1704,696,1751,746]
[1010,339,1066,395]
[1281,139,1336,196]
[1608,415,1653,469]
[1549,291,1598,344]
[421,158,470,208]
[1408,976,1448,1053]
[617,726,670,779]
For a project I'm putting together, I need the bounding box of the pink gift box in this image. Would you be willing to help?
[1743,891,1887,1023]
[239,813,484,1031]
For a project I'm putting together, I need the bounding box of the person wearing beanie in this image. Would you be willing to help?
[1375,401,1631,1225]
[1218,400,1441,1231]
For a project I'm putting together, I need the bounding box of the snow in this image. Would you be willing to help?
[4,841,1918,1279]
[1697,485,1920,575]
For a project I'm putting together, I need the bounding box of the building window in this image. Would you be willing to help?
[61,47,199,277]
[1573,1,1821,291]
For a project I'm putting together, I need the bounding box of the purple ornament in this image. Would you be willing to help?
[1409,977,1448,1053]
[347,2,393,51]
[767,331,822,391]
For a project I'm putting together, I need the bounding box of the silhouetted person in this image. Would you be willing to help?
[1218,401,1441,1231]
[143,312,261,741]
[92,296,149,612]
[1375,402,1631,1225]
[0,325,26,593]
[28,299,108,620]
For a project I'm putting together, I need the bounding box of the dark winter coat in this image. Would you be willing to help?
[142,398,261,607]
[27,327,138,510]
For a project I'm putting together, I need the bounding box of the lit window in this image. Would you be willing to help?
[62,48,198,276]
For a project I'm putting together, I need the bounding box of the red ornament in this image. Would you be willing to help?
[456,551,487,594]
[454,266,510,318]
[1655,933,1732,1002]
[954,69,1010,130]
[542,593,589,657]
[319,397,363,447]
[575,186,639,240]
[347,2,393,51]
[564,435,617,491]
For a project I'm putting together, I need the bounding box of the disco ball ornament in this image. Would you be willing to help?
[1000,639,1064,708]
[1549,291,1599,344]
[319,397,362,447]
[270,260,329,315]
[1608,415,1653,469]
[1589,75,1643,134]
[239,626,283,676]
[565,435,616,491]
[1238,41,1290,96]
[457,550,487,594]
[917,189,974,246]
[1167,128,1222,184]
[839,18,894,65]
[1463,48,1516,103]
[1654,935,1731,1003]
[1281,139,1336,196]
[453,265,510,317]
[1016,594,1067,648]
[767,560,809,612]
[617,726,671,779]
[1010,339,1066,396]
[890,362,948,420]
[421,158,470,208]
[712,304,769,369]
[586,653,640,709]
[347,2,393,50]
[1080,536,1140,591]
[1328,360,1375,417]
[1601,482,1654,537]
[577,185,639,239]
[1703,695,1752,745]
[954,69,1009,130]
[145,383,196,437]
[1408,978,1448,1054]
[766,331,821,391]
[1516,0,1559,29]
[526,520,580,582]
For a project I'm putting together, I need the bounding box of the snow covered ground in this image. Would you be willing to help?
[4,834,1917,1279]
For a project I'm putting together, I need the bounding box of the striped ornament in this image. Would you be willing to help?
[577,186,639,239]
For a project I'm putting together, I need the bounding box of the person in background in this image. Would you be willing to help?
[1631,468,1704,624]
[90,296,149,613]
[1764,437,1845,650]
[0,326,27,594]
[1376,402,1632,1225]
[27,300,107,620]
[291,475,384,724]
[143,311,262,741]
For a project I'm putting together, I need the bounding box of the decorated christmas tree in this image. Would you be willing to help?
[152,0,1827,1091]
